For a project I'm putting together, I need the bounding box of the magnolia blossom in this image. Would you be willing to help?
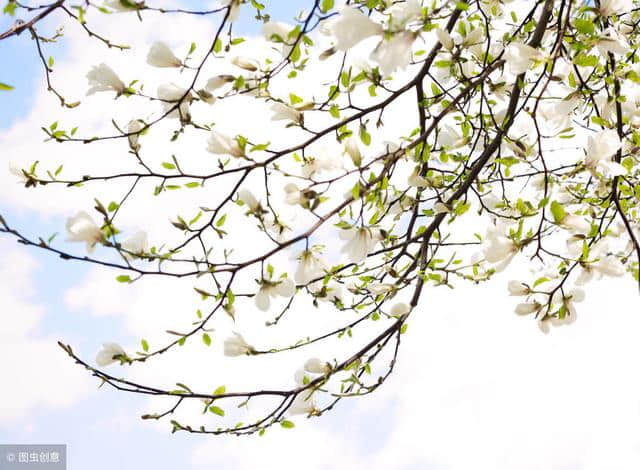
[220,0,241,22]
[237,188,260,211]
[370,31,416,76]
[344,137,362,167]
[157,83,192,122]
[86,63,125,96]
[504,43,544,75]
[309,280,344,304]
[387,0,422,30]
[304,358,331,374]
[584,129,626,177]
[390,302,411,316]
[508,280,529,296]
[231,56,258,72]
[435,27,454,51]
[127,119,143,152]
[559,214,591,235]
[207,130,244,158]
[205,75,235,91]
[9,162,29,184]
[96,343,126,366]
[514,302,541,315]
[481,223,517,271]
[270,101,302,124]
[284,183,308,206]
[367,281,394,295]
[301,151,343,178]
[408,168,431,188]
[340,227,383,263]
[147,41,182,68]
[255,277,296,311]
[223,332,253,357]
[122,231,148,259]
[295,250,327,284]
[289,392,317,416]
[331,7,383,51]
[599,0,633,16]
[538,97,577,134]
[66,211,103,253]
[294,369,313,385]
[596,27,630,56]
[577,254,626,285]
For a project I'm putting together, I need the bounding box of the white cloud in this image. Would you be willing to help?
[0,239,92,425]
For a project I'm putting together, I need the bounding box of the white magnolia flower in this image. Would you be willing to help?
[157,83,193,122]
[96,343,126,366]
[289,392,317,416]
[304,358,331,374]
[370,31,416,76]
[301,151,343,178]
[86,63,125,96]
[263,212,294,242]
[391,302,411,316]
[584,129,626,177]
[599,0,633,16]
[515,302,541,315]
[435,27,454,51]
[263,21,291,42]
[9,162,29,184]
[223,332,253,357]
[66,211,103,253]
[408,168,432,188]
[552,288,585,320]
[559,214,591,234]
[387,0,423,30]
[255,278,296,311]
[238,188,260,211]
[309,280,344,304]
[539,97,577,134]
[577,255,626,285]
[331,7,383,51]
[284,183,307,206]
[147,41,182,68]
[127,119,144,152]
[220,0,242,22]
[596,27,630,56]
[294,369,313,385]
[367,281,394,295]
[270,101,302,124]
[207,130,244,158]
[481,223,517,270]
[344,137,362,167]
[231,56,258,72]
[295,250,328,284]
[122,231,148,259]
[205,75,235,91]
[340,227,383,263]
[504,43,545,75]
[508,280,529,296]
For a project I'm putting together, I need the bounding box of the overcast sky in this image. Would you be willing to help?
[2,2,640,470]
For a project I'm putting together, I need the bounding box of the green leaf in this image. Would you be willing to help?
[550,201,566,224]
[574,18,595,35]
[116,275,132,283]
[280,420,295,429]
[202,333,212,347]
[162,162,176,170]
[209,406,225,416]
[359,125,371,146]
[141,339,149,352]
[320,0,334,13]
[213,385,226,395]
